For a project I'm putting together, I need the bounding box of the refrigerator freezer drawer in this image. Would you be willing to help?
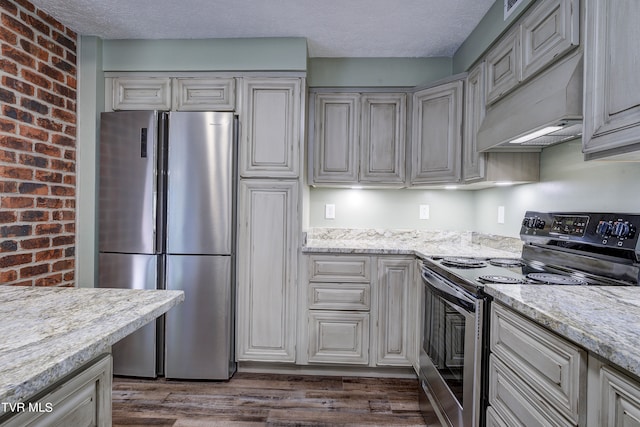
[165,254,235,379]
[98,252,160,378]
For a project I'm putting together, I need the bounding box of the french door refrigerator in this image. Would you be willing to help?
[98,110,237,380]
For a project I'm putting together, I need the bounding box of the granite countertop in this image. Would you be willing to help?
[0,286,184,410]
[303,228,522,258]
[484,284,640,378]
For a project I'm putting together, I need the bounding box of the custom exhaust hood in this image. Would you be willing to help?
[477,50,583,152]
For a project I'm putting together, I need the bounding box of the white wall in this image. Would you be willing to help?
[307,140,640,237]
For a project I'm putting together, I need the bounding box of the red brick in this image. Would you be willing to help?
[0,165,33,180]
[63,270,74,281]
[37,88,65,107]
[52,235,73,246]
[2,44,34,68]
[20,264,49,278]
[50,158,73,172]
[22,69,51,89]
[0,269,18,283]
[1,196,34,208]
[37,62,63,82]
[51,134,74,148]
[63,149,75,161]
[2,75,34,95]
[52,108,74,124]
[52,210,74,221]
[3,105,34,124]
[63,125,75,136]
[21,97,49,115]
[19,153,48,168]
[0,58,18,75]
[36,117,62,132]
[0,0,19,16]
[19,38,48,62]
[0,224,31,236]
[36,9,63,32]
[36,197,62,208]
[0,211,17,223]
[0,252,32,268]
[35,170,62,183]
[2,13,34,40]
[64,222,74,233]
[0,87,16,103]
[22,237,50,250]
[63,175,75,185]
[52,30,75,51]
[51,185,74,197]
[18,182,48,194]
[0,148,16,162]
[34,142,61,157]
[52,81,75,99]
[52,259,73,271]
[21,13,49,37]
[20,210,48,221]
[19,125,49,142]
[35,248,61,261]
[0,25,17,44]
[0,117,16,132]
[0,181,17,193]
[14,0,34,13]
[35,223,61,235]
[64,199,74,209]
[0,240,17,252]
[0,135,32,151]
[35,273,62,286]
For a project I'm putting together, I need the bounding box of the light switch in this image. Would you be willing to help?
[419,204,430,220]
[497,206,505,224]
[325,204,336,219]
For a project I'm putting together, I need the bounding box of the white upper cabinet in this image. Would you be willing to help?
[463,62,487,182]
[486,31,521,105]
[310,91,406,186]
[173,78,235,111]
[239,77,302,178]
[583,0,640,159]
[411,80,463,185]
[111,77,172,111]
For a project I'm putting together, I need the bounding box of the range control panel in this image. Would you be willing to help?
[520,211,640,252]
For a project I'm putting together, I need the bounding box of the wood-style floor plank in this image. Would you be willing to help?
[112,372,443,426]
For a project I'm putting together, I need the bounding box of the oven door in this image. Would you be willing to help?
[419,267,484,427]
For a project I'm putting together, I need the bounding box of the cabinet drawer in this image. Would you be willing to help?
[112,77,171,111]
[490,303,585,424]
[308,311,369,364]
[489,355,573,426]
[173,78,235,111]
[308,256,370,282]
[308,282,370,311]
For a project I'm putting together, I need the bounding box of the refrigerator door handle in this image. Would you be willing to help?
[156,112,169,254]
[140,127,148,158]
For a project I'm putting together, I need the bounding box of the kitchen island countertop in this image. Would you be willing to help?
[0,286,184,409]
[484,284,640,378]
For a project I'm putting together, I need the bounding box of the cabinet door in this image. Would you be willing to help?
[463,62,487,182]
[486,30,521,105]
[589,361,640,427]
[112,77,171,111]
[360,93,406,184]
[236,180,298,362]
[239,78,302,178]
[520,0,579,81]
[583,0,640,157]
[173,78,235,111]
[377,257,413,366]
[312,93,359,184]
[411,80,463,184]
[308,311,369,365]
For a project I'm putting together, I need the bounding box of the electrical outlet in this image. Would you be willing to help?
[325,204,336,219]
[497,206,505,224]
[419,204,430,220]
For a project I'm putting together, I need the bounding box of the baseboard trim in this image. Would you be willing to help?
[237,361,417,379]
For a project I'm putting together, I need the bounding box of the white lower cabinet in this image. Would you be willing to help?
[587,356,640,427]
[488,303,586,426]
[304,254,414,368]
[1,354,112,427]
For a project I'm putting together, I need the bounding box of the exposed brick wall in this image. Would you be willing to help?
[0,0,77,286]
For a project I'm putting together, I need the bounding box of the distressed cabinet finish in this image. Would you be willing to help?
[308,311,370,365]
[236,180,298,362]
[486,31,521,105]
[587,356,640,427]
[583,0,640,159]
[173,77,235,111]
[411,80,463,184]
[112,77,172,111]
[310,92,406,185]
[463,62,487,182]
[377,257,413,366]
[488,303,587,426]
[520,0,580,81]
[1,354,112,427]
[239,78,302,178]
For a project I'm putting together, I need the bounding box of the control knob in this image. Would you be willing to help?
[612,221,631,238]
[596,220,613,237]
[532,218,546,229]
[522,217,532,228]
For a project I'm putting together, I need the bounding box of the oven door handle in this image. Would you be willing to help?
[421,268,476,313]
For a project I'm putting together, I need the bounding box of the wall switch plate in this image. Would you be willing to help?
[497,206,505,224]
[419,204,430,220]
[325,204,336,219]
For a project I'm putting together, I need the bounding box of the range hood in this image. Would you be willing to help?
[477,50,583,152]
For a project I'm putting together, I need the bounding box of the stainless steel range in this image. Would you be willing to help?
[418,211,640,427]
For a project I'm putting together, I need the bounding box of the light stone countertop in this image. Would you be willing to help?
[303,228,522,258]
[0,286,184,410]
[484,284,640,378]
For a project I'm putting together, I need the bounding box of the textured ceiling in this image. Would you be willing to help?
[28,0,495,58]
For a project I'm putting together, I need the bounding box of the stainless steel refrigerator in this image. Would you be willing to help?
[98,110,237,380]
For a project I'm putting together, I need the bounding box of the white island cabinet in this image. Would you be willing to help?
[0,287,183,427]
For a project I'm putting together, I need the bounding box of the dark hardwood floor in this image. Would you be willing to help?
[112,372,443,426]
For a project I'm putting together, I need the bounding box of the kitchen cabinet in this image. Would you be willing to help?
[488,302,587,425]
[583,0,640,160]
[305,255,372,365]
[111,77,172,111]
[1,354,112,427]
[485,0,579,106]
[173,77,235,111]
[239,77,302,178]
[411,79,463,185]
[587,356,640,427]
[303,254,414,368]
[310,91,406,186]
[463,62,486,182]
[236,180,299,363]
[376,257,413,366]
